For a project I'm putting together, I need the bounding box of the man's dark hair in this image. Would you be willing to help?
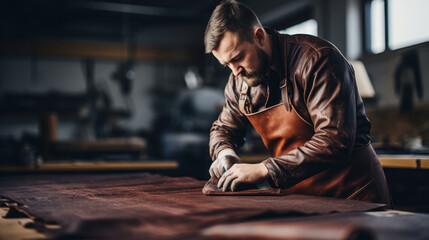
[204,0,262,53]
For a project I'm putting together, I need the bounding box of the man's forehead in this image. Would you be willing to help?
[221,32,239,51]
[215,32,241,61]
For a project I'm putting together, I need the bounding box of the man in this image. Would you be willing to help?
[205,0,391,207]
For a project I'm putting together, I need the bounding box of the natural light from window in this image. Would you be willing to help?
[370,0,385,53]
[279,19,318,36]
[388,0,429,50]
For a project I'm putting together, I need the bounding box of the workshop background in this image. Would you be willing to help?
[1,0,429,212]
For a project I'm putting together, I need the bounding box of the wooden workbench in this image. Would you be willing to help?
[240,154,429,169]
[377,155,429,169]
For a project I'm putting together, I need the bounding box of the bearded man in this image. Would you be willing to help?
[205,0,391,207]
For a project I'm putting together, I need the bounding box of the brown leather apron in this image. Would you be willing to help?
[239,81,392,208]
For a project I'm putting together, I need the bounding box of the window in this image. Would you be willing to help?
[279,19,318,36]
[388,0,429,50]
[367,0,385,53]
[365,0,429,53]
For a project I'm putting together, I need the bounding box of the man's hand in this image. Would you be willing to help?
[217,162,269,191]
[209,155,241,179]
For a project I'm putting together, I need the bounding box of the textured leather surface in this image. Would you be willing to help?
[244,102,314,158]
[202,177,283,196]
[203,211,429,240]
[0,173,385,240]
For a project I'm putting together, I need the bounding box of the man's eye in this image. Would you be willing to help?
[231,55,242,62]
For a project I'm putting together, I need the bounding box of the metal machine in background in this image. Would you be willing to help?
[148,66,226,179]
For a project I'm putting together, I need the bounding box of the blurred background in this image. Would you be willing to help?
[1,0,429,211]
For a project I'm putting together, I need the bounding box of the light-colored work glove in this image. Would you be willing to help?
[217,162,269,192]
[209,149,241,179]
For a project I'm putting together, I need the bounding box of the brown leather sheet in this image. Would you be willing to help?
[0,173,385,240]
[202,177,284,196]
[203,211,429,240]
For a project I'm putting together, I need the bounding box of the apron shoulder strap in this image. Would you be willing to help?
[238,80,252,114]
[280,78,292,112]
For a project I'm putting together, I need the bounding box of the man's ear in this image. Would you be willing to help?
[253,27,265,46]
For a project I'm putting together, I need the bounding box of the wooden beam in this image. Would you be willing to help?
[0,161,178,172]
[1,38,199,62]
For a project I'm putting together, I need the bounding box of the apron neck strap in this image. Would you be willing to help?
[239,80,252,114]
[281,81,291,112]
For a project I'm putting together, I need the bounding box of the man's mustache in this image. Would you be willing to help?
[241,69,259,78]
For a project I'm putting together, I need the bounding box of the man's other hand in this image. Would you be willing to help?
[209,155,241,179]
[217,163,269,192]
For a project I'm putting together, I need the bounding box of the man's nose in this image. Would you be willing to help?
[230,64,242,77]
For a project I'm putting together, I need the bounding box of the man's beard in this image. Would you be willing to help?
[240,47,270,87]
